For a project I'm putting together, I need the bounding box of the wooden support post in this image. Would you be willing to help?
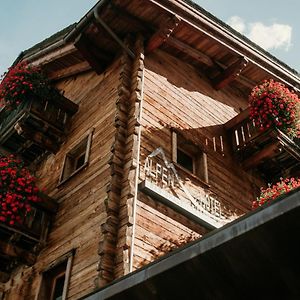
[171,131,177,162]
[146,15,181,54]
[201,152,209,183]
[213,57,248,90]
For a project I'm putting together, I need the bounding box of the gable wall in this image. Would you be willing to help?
[132,49,262,269]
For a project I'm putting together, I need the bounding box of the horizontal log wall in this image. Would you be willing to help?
[3,47,265,298]
[3,59,122,300]
[133,49,263,270]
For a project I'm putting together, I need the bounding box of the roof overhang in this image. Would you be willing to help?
[81,188,300,299]
[18,0,299,93]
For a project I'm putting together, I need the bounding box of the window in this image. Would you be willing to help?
[172,131,208,183]
[59,129,94,184]
[37,251,74,300]
[177,148,194,173]
[46,263,66,300]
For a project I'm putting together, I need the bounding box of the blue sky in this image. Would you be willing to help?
[0,0,299,75]
[198,0,300,73]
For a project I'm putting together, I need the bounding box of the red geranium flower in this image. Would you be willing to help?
[249,79,300,139]
[0,61,60,110]
[252,177,300,209]
[0,155,41,225]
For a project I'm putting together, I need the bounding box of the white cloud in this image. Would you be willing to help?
[227,16,246,34]
[226,16,292,52]
[248,22,292,51]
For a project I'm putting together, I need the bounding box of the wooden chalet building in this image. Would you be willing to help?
[1,0,300,299]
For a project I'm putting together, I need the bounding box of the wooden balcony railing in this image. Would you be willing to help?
[0,94,78,162]
[0,193,57,282]
[225,108,300,180]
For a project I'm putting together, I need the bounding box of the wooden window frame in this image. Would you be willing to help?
[58,128,94,185]
[172,131,209,183]
[35,250,75,300]
[49,269,66,300]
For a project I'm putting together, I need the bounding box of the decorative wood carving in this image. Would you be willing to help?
[146,15,181,54]
[213,57,248,90]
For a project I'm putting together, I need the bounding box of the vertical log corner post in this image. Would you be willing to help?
[96,35,144,287]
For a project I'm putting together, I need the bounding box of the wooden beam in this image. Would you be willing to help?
[165,37,255,90]
[74,34,108,74]
[224,108,249,130]
[236,74,256,89]
[0,240,36,266]
[146,0,300,90]
[146,15,181,54]
[242,141,280,169]
[214,61,256,90]
[108,3,151,33]
[48,61,91,80]
[213,57,248,90]
[94,11,135,59]
[165,36,214,67]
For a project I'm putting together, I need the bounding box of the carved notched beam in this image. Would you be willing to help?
[213,57,249,90]
[146,15,181,53]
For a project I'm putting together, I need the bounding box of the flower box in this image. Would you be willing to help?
[0,94,78,161]
[0,62,78,162]
[0,192,57,280]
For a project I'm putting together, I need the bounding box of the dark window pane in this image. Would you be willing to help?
[52,274,65,300]
[75,153,85,170]
[177,149,193,172]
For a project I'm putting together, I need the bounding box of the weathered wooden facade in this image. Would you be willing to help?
[1,0,299,299]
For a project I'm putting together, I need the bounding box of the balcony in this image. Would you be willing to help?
[0,94,78,162]
[225,108,300,181]
[0,193,57,283]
